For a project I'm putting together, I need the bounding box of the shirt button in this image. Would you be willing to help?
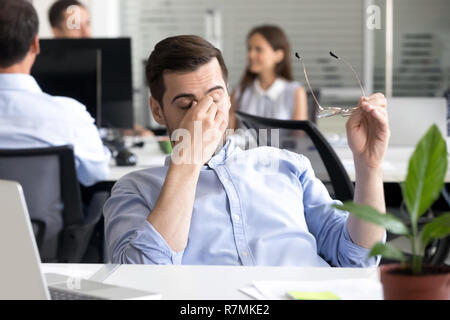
[242,251,248,257]
[223,178,229,183]
[233,214,240,221]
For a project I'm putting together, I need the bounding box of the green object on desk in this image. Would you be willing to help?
[158,140,172,154]
[287,290,341,300]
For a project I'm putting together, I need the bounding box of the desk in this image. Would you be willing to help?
[334,140,450,182]
[107,136,167,182]
[41,264,380,300]
[333,146,450,183]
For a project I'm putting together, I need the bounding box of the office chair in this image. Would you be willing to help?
[384,198,450,266]
[235,110,354,201]
[0,145,104,263]
[418,187,450,265]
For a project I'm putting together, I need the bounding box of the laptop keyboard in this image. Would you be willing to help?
[49,287,106,300]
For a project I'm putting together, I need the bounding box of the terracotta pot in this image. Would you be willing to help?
[379,264,450,300]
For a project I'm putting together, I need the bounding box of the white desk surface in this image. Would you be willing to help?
[332,141,450,182]
[41,264,380,300]
[107,136,450,183]
[333,145,446,182]
[107,136,167,181]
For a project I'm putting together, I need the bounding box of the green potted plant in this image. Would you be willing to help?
[334,124,450,300]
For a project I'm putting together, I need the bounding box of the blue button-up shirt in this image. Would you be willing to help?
[0,74,110,186]
[104,137,382,267]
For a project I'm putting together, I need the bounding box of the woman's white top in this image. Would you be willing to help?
[235,78,301,120]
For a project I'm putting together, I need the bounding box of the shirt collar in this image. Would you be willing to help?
[164,136,236,169]
[254,78,287,102]
[0,74,42,93]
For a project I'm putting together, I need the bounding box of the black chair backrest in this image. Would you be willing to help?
[0,145,83,262]
[235,110,354,201]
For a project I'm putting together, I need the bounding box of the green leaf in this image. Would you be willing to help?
[421,212,450,249]
[403,124,448,224]
[334,202,410,235]
[369,242,407,262]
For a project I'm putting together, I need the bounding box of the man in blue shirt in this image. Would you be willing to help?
[0,0,110,187]
[104,35,390,267]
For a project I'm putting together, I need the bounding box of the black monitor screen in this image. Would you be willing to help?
[32,49,99,122]
[32,38,134,129]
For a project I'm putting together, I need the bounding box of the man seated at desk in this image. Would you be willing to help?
[0,0,110,187]
[104,35,389,267]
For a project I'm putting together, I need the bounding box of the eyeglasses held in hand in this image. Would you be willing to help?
[295,51,366,118]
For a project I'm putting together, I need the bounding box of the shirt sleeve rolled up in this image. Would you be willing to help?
[297,154,386,267]
[103,176,184,264]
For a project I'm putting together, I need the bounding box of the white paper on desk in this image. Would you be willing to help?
[239,285,267,300]
[250,279,383,300]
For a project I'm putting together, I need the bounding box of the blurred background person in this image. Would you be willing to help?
[230,25,308,129]
[0,0,110,187]
[49,0,91,38]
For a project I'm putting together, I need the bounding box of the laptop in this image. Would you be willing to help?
[387,97,447,146]
[0,179,161,300]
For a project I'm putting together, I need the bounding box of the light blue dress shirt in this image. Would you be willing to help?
[104,137,383,267]
[0,74,111,186]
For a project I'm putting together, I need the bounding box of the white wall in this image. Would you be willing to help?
[32,0,61,38]
[90,0,120,37]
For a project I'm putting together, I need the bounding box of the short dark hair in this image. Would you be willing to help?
[48,0,84,29]
[0,0,39,68]
[145,35,228,107]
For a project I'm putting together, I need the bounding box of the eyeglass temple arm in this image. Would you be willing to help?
[329,51,366,97]
[295,52,322,110]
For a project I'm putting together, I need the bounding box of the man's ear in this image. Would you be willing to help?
[30,35,40,55]
[150,96,166,125]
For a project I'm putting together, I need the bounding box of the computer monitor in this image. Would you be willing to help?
[31,48,101,124]
[31,38,134,129]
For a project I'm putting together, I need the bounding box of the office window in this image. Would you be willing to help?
[373,0,450,97]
